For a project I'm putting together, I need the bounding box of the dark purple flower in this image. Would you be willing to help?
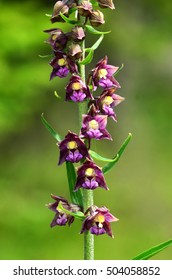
[91,56,121,89]
[47,194,80,227]
[80,105,112,140]
[58,131,90,165]
[97,87,124,121]
[80,206,118,237]
[66,75,93,102]
[75,160,108,191]
[50,51,78,79]
[44,28,68,51]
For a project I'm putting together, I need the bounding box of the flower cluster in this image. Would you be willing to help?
[45,0,123,238]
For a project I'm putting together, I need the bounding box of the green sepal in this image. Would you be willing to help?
[89,150,116,162]
[85,25,111,35]
[91,34,104,50]
[45,14,52,17]
[79,49,94,65]
[41,113,62,142]
[102,133,132,174]
[66,161,83,207]
[60,12,78,24]
[58,201,85,221]
[132,239,172,260]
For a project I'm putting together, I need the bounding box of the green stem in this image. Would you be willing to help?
[78,31,94,260]
[83,190,94,260]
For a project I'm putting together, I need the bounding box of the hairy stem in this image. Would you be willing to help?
[78,36,94,261]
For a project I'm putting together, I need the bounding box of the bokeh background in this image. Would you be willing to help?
[0,0,172,260]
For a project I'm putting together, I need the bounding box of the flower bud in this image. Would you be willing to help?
[78,0,93,17]
[71,27,85,42]
[89,10,105,27]
[51,1,69,23]
[68,43,82,59]
[97,0,115,10]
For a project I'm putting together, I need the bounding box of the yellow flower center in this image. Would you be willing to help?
[85,168,95,177]
[103,96,113,106]
[88,120,99,130]
[52,34,58,40]
[94,214,105,224]
[58,58,66,66]
[67,141,78,150]
[72,82,82,90]
[98,68,107,78]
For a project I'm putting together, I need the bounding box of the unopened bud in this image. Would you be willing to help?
[71,27,85,42]
[90,10,105,27]
[51,1,69,23]
[68,44,82,59]
[78,1,93,17]
[97,0,115,9]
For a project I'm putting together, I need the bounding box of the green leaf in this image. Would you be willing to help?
[91,34,104,50]
[45,14,52,17]
[89,150,116,162]
[58,202,85,221]
[60,12,78,24]
[41,113,62,142]
[38,54,52,58]
[79,49,94,65]
[54,91,61,99]
[114,63,124,76]
[85,25,111,35]
[66,161,83,207]
[102,133,132,174]
[132,239,172,260]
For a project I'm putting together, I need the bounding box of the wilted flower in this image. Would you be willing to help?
[66,75,92,102]
[58,131,90,165]
[80,105,112,140]
[71,26,85,42]
[47,194,80,227]
[97,87,124,121]
[91,56,121,89]
[51,1,69,23]
[44,28,68,51]
[89,10,105,27]
[78,0,93,17]
[97,0,115,9]
[75,160,108,190]
[81,206,118,237]
[50,51,78,79]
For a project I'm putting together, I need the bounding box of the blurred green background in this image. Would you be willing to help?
[0,0,172,260]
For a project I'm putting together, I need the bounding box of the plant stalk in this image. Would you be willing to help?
[79,37,94,260]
